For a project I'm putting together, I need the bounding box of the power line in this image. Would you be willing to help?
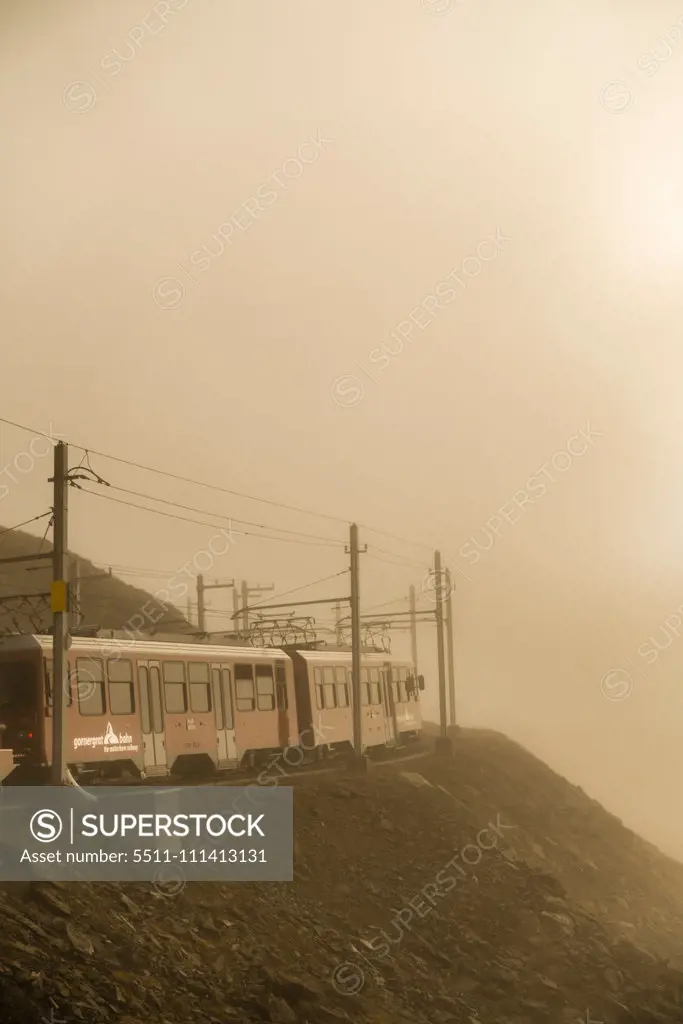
[103,483,344,546]
[359,522,435,555]
[361,594,409,613]
[0,416,442,561]
[249,569,349,608]
[76,488,344,548]
[0,511,53,548]
[75,449,351,526]
[0,414,351,525]
[366,549,429,571]
[106,563,177,577]
[104,567,178,581]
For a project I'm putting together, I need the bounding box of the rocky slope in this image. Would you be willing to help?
[2,744,683,1024]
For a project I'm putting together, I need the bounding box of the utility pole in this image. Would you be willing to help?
[445,568,456,732]
[409,584,418,679]
[241,580,248,632]
[197,577,237,630]
[197,574,206,633]
[197,576,236,634]
[335,601,344,645]
[433,550,451,755]
[51,442,69,785]
[239,581,275,633]
[348,523,367,764]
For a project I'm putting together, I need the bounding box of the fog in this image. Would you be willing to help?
[3,0,683,856]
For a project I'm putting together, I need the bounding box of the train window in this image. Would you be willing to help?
[275,661,286,684]
[108,659,135,715]
[390,678,400,703]
[370,682,382,705]
[313,668,324,710]
[163,662,185,682]
[256,665,275,711]
[334,667,349,707]
[76,658,106,716]
[235,664,255,712]
[236,680,255,711]
[163,661,187,714]
[150,667,164,732]
[212,669,224,731]
[139,666,151,734]
[188,663,209,682]
[321,667,336,709]
[221,668,234,728]
[368,668,380,684]
[188,663,211,714]
[335,682,349,707]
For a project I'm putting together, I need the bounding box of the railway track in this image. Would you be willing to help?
[2,740,434,789]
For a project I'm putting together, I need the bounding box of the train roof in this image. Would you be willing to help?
[0,634,287,660]
[295,649,413,665]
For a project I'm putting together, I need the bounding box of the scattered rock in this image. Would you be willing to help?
[65,922,94,956]
[0,746,682,1024]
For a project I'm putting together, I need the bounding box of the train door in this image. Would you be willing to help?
[382,663,398,747]
[211,664,238,768]
[137,661,167,774]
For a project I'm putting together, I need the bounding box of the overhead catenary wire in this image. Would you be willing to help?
[0,415,352,527]
[249,570,349,608]
[0,510,53,542]
[366,548,430,571]
[360,594,410,613]
[359,522,435,555]
[101,483,345,546]
[0,414,446,568]
[76,488,345,548]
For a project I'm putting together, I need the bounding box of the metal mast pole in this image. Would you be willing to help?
[335,601,343,645]
[350,523,363,758]
[196,574,205,633]
[51,442,69,785]
[409,583,418,678]
[445,568,456,730]
[434,551,447,741]
[241,579,249,633]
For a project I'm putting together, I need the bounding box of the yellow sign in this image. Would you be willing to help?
[51,581,68,613]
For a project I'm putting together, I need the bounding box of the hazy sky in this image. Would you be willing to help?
[3,0,683,857]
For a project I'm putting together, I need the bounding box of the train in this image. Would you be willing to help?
[0,634,424,782]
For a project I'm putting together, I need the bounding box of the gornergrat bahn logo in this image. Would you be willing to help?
[73,722,138,754]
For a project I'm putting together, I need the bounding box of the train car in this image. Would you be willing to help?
[290,648,423,755]
[0,635,298,780]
